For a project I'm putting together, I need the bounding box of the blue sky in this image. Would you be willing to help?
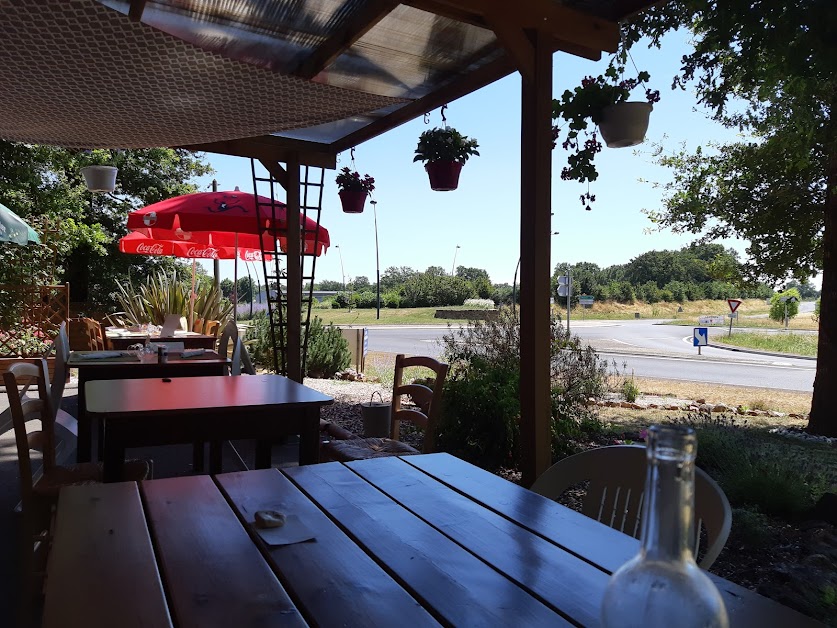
[195,30,756,287]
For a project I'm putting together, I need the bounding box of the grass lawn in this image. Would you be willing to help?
[712,331,819,357]
[309,307,457,326]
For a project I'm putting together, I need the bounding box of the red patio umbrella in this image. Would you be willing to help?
[126,191,330,256]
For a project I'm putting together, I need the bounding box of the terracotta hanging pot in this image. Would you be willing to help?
[598,102,653,148]
[80,165,118,193]
[425,161,463,191]
[339,189,368,214]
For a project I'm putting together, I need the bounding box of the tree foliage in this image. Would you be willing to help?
[620,0,836,434]
[0,143,213,305]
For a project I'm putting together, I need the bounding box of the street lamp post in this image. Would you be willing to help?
[372,200,381,320]
[451,244,461,276]
[335,244,346,293]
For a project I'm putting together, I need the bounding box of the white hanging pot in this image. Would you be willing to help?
[598,102,653,148]
[81,165,118,193]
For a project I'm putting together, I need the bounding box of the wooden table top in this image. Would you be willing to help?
[42,453,818,628]
[85,374,333,417]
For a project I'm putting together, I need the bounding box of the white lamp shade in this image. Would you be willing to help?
[81,165,118,193]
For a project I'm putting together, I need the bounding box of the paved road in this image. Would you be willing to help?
[366,321,816,393]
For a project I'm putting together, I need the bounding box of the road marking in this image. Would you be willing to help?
[610,338,643,348]
[772,361,792,366]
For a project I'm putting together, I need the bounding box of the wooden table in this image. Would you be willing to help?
[42,454,819,628]
[85,374,332,482]
[105,331,217,351]
[68,350,231,463]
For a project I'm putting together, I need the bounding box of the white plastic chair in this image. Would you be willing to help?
[530,445,732,569]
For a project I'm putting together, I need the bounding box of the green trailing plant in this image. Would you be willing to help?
[335,166,375,193]
[413,127,480,164]
[552,62,660,210]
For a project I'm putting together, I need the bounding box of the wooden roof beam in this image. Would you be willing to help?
[128,0,147,22]
[179,136,336,170]
[293,0,401,80]
[411,0,621,53]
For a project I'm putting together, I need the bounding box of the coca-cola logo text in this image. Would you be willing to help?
[186,246,220,259]
[243,250,263,261]
[136,243,165,255]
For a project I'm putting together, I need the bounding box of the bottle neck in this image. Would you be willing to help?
[640,428,696,563]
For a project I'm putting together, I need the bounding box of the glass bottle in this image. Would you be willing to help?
[601,425,729,628]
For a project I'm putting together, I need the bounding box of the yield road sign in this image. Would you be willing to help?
[693,327,709,347]
[727,299,742,313]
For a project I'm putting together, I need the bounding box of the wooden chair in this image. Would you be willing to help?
[322,354,449,462]
[529,445,732,569]
[67,317,103,351]
[191,317,204,334]
[4,359,151,623]
[203,319,221,337]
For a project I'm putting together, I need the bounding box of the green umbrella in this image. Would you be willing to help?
[0,202,40,245]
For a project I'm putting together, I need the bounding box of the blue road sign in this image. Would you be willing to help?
[693,327,709,347]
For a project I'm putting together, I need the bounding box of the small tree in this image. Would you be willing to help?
[769,288,801,323]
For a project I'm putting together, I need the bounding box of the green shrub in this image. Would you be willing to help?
[305,317,350,378]
[814,297,821,322]
[314,297,334,309]
[676,411,831,518]
[246,312,349,378]
[356,291,378,308]
[621,375,641,403]
[729,507,772,548]
[115,271,232,326]
[437,307,610,469]
[769,287,801,323]
[382,291,401,308]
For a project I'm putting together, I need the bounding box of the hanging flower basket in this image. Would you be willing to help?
[80,165,118,193]
[598,102,653,148]
[339,189,368,214]
[335,166,374,214]
[425,161,463,192]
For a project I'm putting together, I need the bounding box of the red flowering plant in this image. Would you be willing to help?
[335,167,375,194]
[552,62,660,210]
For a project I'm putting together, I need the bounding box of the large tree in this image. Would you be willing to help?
[624,0,837,435]
[0,143,212,305]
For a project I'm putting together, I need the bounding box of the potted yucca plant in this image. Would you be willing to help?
[413,126,480,191]
[335,167,375,214]
[552,63,659,209]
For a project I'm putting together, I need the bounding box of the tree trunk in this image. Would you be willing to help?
[807,145,837,436]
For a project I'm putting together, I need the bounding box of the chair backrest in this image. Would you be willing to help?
[529,445,732,569]
[203,320,221,337]
[3,360,57,503]
[230,337,256,376]
[50,322,70,414]
[390,354,449,454]
[191,317,204,333]
[217,320,238,359]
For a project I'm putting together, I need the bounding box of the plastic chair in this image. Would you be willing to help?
[322,354,449,462]
[217,320,238,358]
[4,359,151,622]
[529,445,731,569]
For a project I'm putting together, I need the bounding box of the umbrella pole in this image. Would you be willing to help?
[233,233,238,321]
[189,259,196,331]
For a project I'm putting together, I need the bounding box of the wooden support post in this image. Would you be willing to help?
[518,28,553,487]
[286,154,302,382]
